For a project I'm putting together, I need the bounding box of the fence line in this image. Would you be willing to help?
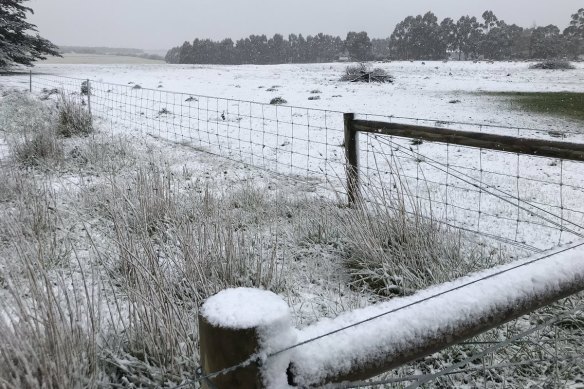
[3,72,584,387]
[11,72,581,253]
[196,241,584,388]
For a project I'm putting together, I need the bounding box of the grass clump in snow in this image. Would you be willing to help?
[342,191,496,297]
[0,250,103,388]
[270,96,287,105]
[57,92,93,137]
[0,93,64,167]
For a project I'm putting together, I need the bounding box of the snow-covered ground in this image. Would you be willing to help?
[6,61,581,251]
[4,60,584,129]
[1,61,584,387]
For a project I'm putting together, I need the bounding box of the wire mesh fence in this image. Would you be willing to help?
[2,71,584,388]
[358,113,584,253]
[4,72,581,252]
[29,74,347,196]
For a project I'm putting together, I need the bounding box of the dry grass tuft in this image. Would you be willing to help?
[57,92,93,137]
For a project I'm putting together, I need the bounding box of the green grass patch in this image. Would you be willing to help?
[484,92,584,122]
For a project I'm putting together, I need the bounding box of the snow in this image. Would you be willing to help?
[201,287,290,329]
[289,240,584,387]
[2,61,584,387]
[201,288,296,388]
[27,60,584,132]
[4,61,583,253]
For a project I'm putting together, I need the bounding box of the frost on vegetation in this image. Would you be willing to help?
[298,180,503,298]
[290,241,584,387]
[0,182,70,269]
[0,262,106,389]
[0,91,92,167]
[84,165,284,302]
[56,92,93,137]
[0,93,64,167]
[68,135,136,172]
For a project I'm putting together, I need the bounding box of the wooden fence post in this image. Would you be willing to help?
[344,113,359,206]
[86,79,92,117]
[29,70,32,93]
[199,288,294,389]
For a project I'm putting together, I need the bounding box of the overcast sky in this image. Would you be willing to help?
[28,0,582,51]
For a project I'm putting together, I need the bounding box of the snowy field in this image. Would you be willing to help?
[11,60,584,130]
[4,61,583,250]
[1,61,584,387]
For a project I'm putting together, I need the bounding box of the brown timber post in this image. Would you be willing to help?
[86,79,92,117]
[29,70,32,92]
[199,288,295,389]
[344,113,359,206]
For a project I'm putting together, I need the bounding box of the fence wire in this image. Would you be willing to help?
[2,72,584,388]
[30,74,347,198]
[358,113,584,252]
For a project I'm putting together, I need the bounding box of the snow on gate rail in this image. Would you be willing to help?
[197,241,584,388]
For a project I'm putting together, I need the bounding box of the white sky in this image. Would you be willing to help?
[28,0,582,51]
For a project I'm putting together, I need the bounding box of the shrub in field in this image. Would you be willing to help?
[340,62,393,83]
[57,92,93,137]
[530,60,576,70]
[270,96,287,105]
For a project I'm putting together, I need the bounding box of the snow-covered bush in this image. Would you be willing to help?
[340,62,393,83]
[270,96,287,105]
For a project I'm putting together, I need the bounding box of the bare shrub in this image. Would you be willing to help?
[57,92,93,137]
[530,60,576,70]
[340,62,393,83]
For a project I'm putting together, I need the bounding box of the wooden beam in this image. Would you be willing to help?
[352,119,584,162]
[289,242,584,386]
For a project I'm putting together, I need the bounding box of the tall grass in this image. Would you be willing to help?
[0,92,64,167]
[0,248,103,389]
[56,92,93,137]
[0,87,580,387]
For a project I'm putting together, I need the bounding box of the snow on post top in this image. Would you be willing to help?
[201,288,290,329]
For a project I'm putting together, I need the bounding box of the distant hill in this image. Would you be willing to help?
[59,46,165,61]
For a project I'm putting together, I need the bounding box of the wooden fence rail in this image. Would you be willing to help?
[199,241,584,388]
[343,113,584,206]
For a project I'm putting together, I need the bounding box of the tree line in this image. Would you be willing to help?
[166,9,584,64]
